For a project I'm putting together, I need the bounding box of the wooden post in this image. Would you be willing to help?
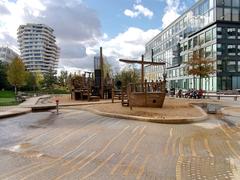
[100,47,104,99]
[112,79,114,103]
[141,55,144,91]
[128,84,132,110]
[145,80,147,106]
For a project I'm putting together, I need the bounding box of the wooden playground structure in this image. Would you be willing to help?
[71,47,113,101]
[119,55,167,108]
[71,47,167,108]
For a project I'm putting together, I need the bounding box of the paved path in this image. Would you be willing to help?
[0,110,240,179]
[0,95,50,119]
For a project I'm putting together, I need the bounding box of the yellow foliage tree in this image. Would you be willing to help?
[7,57,27,94]
[185,52,215,89]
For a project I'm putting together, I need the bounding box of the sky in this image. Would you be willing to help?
[0,0,196,74]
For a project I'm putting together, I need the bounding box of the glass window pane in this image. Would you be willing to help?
[232,9,239,21]
[213,27,216,39]
[227,28,236,39]
[205,45,212,58]
[233,0,240,7]
[217,0,224,6]
[210,0,214,8]
[193,36,198,47]
[200,33,205,45]
[217,8,224,20]
[209,9,214,23]
[224,8,231,21]
[205,29,212,42]
[224,0,231,6]
[228,44,236,55]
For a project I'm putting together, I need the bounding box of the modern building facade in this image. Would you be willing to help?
[145,0,240,91]
[17,24,59,73]
[0,46,19,63]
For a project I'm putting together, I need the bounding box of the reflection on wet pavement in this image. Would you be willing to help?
[0,109,240,179]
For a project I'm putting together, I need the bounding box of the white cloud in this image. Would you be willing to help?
[161,0,186,28]
[124,4,154,19]
[0,0,158,74]
[0,0,102,72]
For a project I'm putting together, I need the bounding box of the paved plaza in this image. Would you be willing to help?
[0,109,240,179]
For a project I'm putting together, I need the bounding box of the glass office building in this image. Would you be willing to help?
[145,0,240,91]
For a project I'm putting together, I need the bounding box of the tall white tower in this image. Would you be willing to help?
[17,23,60,73]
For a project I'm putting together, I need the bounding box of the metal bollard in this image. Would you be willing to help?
[234,96,237,101]
[217,95,220,100]
[56,99,59,114]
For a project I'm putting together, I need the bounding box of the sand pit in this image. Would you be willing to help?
[52,95,212,121]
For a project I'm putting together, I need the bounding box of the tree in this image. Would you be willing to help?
[115,68,140,88]
[7,57,27,94]
[103,61,112,79]
[58,70,68,87]
[25,72,44,91]
[185,52,215,89]
[43,68,57,91]
[0,61,11,90]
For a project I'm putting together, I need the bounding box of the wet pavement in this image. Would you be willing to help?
[0,109,240,179]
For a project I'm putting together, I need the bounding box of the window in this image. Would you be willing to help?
[227,28,236,39]
[213,44,217,57]
[228,45,236,55]
[210,0,214,8]
[237,29,240,39]
[199,48,204,58]
[224,8,231,21]
[205,29,212,43]
[193,36,198,47]
[217,44,223,55]
[199,33,205,45]
[227,61,235,65]
[205,45,212,58]
[184,42,188,51]
[217,0,224,6]
[213,27,217,39]
[237,45,240,55]
[238,61,240,71]
[217,27,222,38]
[209,9,214,23]
[233,0,240,7]
[217,8,224,20]
[224,0,231,6]
[232,9,239,21]
[188,39,193,49]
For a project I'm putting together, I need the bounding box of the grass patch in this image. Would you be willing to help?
[0,91,18,106]
[0,91,15,98]
[0,98,18,106]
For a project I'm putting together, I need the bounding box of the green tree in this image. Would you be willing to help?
[25,72,44,91]
[0,61,10,90]
[7,57,27,94]
[115,68,140,88]
[58,70,68,87]
[43,68,57,91]
[103,61,112,79]
[185,52,215,89]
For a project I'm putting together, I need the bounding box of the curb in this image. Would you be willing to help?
[220,107,240,117]
[0,108,32,119]
[71,104,208,124]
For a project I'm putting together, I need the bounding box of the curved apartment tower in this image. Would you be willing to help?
[17,24,59,73]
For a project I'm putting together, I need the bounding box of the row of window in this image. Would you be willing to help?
[217,61,240,72]
[217,0,240,7]
[217,7,240,21]
[217,44,240,55]
[217,27,240,38]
